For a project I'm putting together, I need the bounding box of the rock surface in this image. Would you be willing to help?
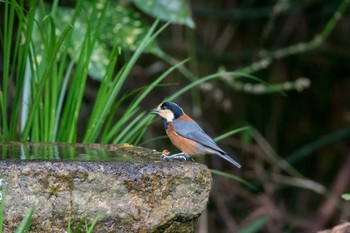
[0,143,212,232]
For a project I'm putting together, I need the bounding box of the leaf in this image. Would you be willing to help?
[87,42,110,80]
[45,2,161,80]
[15,204,35,233]
[54,5,111,80]
[132,0,195,28]
[214,125,252,142]
[210,169,258,191]
[100,3,161,53]
[237,216,268,233]
[342,193,350,201]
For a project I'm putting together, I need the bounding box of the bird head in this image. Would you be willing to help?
[151,102,184,122]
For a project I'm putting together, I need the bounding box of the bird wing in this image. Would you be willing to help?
[172,120,225,154]
[173,120,242,168]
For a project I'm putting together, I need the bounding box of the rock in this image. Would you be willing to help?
[0,143,212,232]
[318,222,350,233]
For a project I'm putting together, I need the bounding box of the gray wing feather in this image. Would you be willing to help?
[173,120,242,168]
[172,120,225,154]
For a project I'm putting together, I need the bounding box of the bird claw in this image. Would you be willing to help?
[160,153,193,161]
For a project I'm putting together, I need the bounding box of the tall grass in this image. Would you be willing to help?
[0,0,262,145]
[0,184,5,232]
[15,205,35,233]
[0,0,184,143]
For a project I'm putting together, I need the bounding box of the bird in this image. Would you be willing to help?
[151,101,241,168]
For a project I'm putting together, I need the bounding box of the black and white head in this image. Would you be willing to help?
[151,102,185,122]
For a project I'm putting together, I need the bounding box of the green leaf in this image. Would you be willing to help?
[87,42,110,80]
[52,2,161,80]
[285,127,350,165]
[0,182,6,232]
[54,5,110,81]
[214,126,252,142]
[15,204,35,233]
[86,213,100,233]
[342,193,350,201]
[100,3,161,53]
[210,169,257,191]
[132,0,195,28]
[237,216,268,233]
[83,19,167,143]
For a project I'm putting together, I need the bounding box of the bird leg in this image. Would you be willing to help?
[160,153,195,161]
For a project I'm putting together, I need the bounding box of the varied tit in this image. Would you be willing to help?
[151,101,241,168]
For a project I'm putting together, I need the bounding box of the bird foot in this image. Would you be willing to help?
[160,153,194,161]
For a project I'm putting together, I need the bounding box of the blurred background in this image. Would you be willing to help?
[1,0,350,232]
[143,1,350,232]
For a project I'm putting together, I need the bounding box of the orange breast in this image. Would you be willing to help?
[166,122,200,156]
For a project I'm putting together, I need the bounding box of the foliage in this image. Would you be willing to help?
[132,0,195,28]
[342,193,350,201]
[15,205,35,233]
[0,0,193,143]
[237,216,268,233]
[0,183,5,232]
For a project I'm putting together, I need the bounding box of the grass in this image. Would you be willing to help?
[0,183,5,232]
[15,205,35,233]
[342,193,350,201]
[0,0,259,231]
[0,0,186,144]
[237,216,268,233]
[210,169,257,191]
[0,0,302,144]
[0,184,36,233]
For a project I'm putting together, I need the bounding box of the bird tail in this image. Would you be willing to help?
[217,153,241,168]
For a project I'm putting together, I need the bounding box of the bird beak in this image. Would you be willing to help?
[151,108,159,115]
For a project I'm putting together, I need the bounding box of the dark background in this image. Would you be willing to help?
[140,1,350,232]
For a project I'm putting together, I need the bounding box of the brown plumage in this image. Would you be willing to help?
[152,101,241,168]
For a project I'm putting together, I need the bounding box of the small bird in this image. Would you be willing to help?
[151,101,241,168]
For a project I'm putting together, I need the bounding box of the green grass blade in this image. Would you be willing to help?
[210,169,257,191]
[100,92,130,143]
[113,114,153,144]
[285,127,350,165]
[83,19,166,143]
[21,25,73,140]
[104,57,190,143]
[15,204,35,233]
[67,212,71,233]
[214,125,252,142]
[0,183,6,232]
[110,110,144,143]
[237,216,268,233]
[58,0,109,142]
[342,193,350,201]
[86,214,100,233]
[10,0,37,140]
[1,0,17,139]
[53,59,75,141]
[72,217,86,233]
[167,72,265,101]
[85,50,123,143]
[320,0,350,40]
[125,57,191,115]
[132,116,155,145]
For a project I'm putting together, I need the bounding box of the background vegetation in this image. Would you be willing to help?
[1,0,350,232]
